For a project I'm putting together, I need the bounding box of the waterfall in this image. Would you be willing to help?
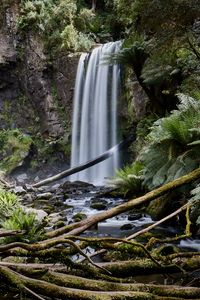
[70,42,121,185]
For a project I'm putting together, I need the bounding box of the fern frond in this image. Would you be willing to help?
[177,93,200,111]
[103,38,146,68]
[109,161,144,195]
[141,94,200,189]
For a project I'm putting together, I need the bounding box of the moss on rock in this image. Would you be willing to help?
[0,129,32,174]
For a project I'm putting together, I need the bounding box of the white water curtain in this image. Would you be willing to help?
[71,42,121,185]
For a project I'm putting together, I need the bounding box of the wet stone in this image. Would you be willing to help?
[21,206,48,222]
[120,223,134,231]
[24,184,37,192]
[61,180,95,194]
[48,213,63,226]
[23,193,34,203]
[128,213,142,221]
[73,213,87,222]
[53,220,66,229]
[36,192,52,199]
[54,200,65,207]
[16,173,28,183]
[37,198,49,203]
[11,186,26,195]
[90,198,108,210]
[42,205,55,214]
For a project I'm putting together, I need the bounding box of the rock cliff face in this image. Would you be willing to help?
[0,1,79,140]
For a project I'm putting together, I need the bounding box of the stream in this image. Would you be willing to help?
[63,187,152,237]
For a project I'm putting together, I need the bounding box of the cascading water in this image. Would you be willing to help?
[70,42,121,184]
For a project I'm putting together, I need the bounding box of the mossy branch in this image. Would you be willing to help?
[146,204,192,249]
[67,236,162,268]
[0,265,200,299]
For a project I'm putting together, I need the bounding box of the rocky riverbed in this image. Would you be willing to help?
[9,177,152,237]
[3,163,199,250]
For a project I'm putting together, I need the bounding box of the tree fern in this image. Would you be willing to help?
[141,94,200,189]
[108,161,144,196]
[103,36,147,68]
[141,65,174,86]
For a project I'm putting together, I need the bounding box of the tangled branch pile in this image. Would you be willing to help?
[0,169,200,299]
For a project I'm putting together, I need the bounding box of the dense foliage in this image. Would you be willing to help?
[0,189,44,242]
[110,1,200,206]
[17,0,117,52]
[18,0,93,51]
[141,94,200,189]
[110,0,200,112]
[14,0,200,100]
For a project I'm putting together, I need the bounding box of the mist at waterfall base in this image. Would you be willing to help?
[70,42,121,185]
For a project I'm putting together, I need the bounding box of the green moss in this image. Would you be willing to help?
[90,202,107,210]
[135,232,156,243]
[31,133,70,166]
[53,220,65,229]
[0,129,32,174]
[73,213,87,222]
[42,205,55,214]
[153,245,180,257]
[146,193,171,220]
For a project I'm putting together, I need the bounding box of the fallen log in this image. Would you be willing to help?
[1,265,200,300]
[0,261,127,283]
[0,238,109,274]
[2,253,200,279]
[33,137,134,188]
[29,270,200,298]
[97,256,200,277]
[46,168,200,238]
[0,266,157,300]
[0,236,162,274]
[4,266,200,299]
[1,202,189,260]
